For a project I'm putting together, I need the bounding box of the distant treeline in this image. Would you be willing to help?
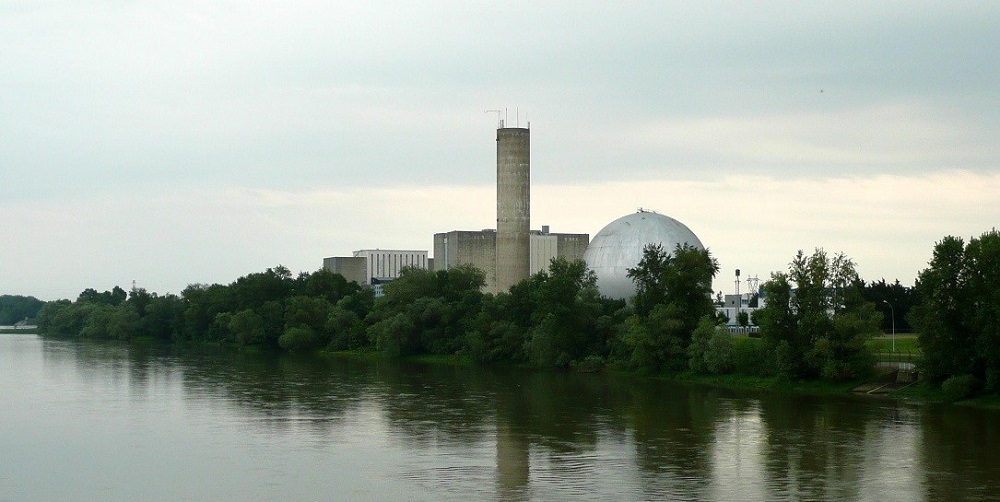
[36,246,717,372]
[0,295,45,325]
[35,229,1000,397]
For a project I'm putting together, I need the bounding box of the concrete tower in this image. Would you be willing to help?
[496,127,530,292]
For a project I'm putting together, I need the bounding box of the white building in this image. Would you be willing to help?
[352,249,429,284]
[323,249,432,294]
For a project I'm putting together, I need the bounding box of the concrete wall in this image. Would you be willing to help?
[529,233,558,275]
[433,230,497,292]
[322,256,368,286]
[555,233,589,262]
[529,231,590,274]
[496,127,530,293]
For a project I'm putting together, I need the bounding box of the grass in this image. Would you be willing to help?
[889,381,1000,409]
[867,333,921,354]
[0,328,38,334]
[672,371,866,397]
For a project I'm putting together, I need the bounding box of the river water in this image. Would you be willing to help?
[1,334,998,501]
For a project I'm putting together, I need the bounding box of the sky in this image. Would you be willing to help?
[2,1,999,301]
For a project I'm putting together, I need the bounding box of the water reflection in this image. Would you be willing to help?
[17,336,1000,501]
[919,405,1000,501]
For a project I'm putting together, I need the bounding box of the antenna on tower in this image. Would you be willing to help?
[485,110,501,128]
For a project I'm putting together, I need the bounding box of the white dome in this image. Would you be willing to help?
[584,210,705,300]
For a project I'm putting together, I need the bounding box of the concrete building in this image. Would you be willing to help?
[434,230,497,288]
[432,125,590,293]
[322,256,368,286]
[434,227,588,293]
[323,249,431,288]
[495,127,531,293]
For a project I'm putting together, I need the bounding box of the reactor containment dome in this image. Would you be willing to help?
[583,210,705,300]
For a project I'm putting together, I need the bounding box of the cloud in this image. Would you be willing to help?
[2,2,999,300]
[4,170,997,300]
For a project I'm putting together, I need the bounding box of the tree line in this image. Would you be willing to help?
[34,229,1000,396]
[34,244,872,380]
[0,295,45,325]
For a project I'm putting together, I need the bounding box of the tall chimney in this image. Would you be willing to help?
[496,127,530,292]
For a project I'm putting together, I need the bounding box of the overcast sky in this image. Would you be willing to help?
[3,1,998,300]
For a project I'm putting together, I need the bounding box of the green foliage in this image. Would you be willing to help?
[364,264,486,358]
[688,317,734,374]
[941,374,981,401]
[520,257,606,367]
[325,300,367,350]
[730,336,774,376]
[570,355,606,373]
[756,249,878,380]
[369,312,418,358]
[77,286,128,306]
[0,295,45,324]
[34,266,369,352]
[229,309,265,347]
[860,278,916,332]
[623,244,720,371]
[278,326,319,352]
[912,230,1000,390]
[37,300,87,335]
[736,310,749,328]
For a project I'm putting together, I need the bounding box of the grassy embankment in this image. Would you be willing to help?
[0,328,38,334]
[868,333,921,363]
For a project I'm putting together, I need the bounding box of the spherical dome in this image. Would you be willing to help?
[584,210,705,300]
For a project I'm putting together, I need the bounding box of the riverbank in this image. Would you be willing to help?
[672,368,1000,409]
[0,328,38,334]
[381,351,1000,410]
[38,332,1000,409]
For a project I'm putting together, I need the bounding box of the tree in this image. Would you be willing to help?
[229,309,265,347]
[737,311,749,329]
[688,316,734,374]
[622,243,720,371]
[0,295,45,324]
[279,326,319,352]
[756,249,878,380]
[860,278,916,332]
[911,230,1000,390]
[77,286,128,306]
[522,258,604,367]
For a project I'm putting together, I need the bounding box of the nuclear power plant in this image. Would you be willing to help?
[323,117,707,299]
[434,124,589,293]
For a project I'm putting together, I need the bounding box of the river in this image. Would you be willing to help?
[1,334,997,501]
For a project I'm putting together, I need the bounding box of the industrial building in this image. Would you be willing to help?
[433,227,590,293]
[323,249,432,288]
[432,125,590,293]
[323,121,591,295]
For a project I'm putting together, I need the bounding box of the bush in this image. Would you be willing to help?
[278,326,318,352]
[688,317,733,374]
[731,337,773,376]
[774,340,796,380]
[572,355,605,373]
[941,374,980,400]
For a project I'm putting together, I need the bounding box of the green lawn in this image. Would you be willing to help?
[867,333,921,355]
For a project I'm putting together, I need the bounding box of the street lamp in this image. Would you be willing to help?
[881,300,895,352]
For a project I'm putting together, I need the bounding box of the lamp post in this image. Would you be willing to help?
[881,300,895,353]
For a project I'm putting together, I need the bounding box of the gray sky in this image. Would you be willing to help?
[3,1,999,300]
